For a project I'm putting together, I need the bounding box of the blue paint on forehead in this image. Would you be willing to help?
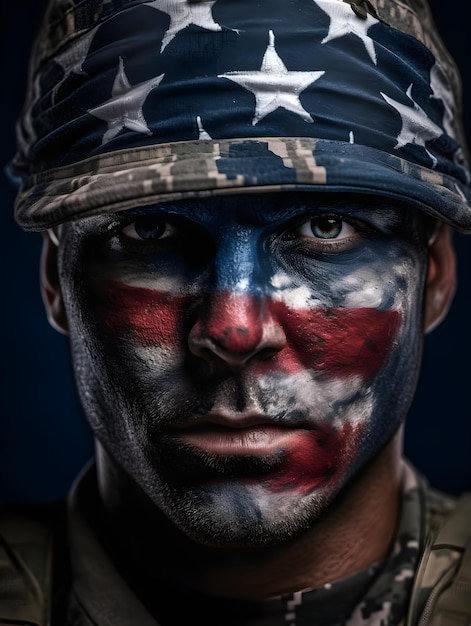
[111,194,424,297]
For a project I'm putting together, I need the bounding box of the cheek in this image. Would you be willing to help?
[94,281,401,384]
[263,302,401,379]
[94,282,192,347]
[266,422,363,494]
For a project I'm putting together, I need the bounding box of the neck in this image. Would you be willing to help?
[95,431,404,601]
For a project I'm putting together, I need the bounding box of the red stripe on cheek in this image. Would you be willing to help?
[267,302,401,379]
[96,284,400,380]
[266,422,362,494]
[97,283,191,346]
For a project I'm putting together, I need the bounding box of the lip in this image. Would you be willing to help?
[167,414,356,493]
[171,413,303,456]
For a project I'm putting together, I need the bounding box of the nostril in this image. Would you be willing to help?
[212,326,261,354]
[187,292,287,370]
[257,347,281,362]
[189,337,256,367]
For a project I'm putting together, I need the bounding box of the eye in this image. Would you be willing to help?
[285,214,363,253]
[297,215,356,240]
[120,215,178,242]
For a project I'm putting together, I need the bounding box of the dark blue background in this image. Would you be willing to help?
[1,1,470,503]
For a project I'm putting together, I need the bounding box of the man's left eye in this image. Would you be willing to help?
[120,216,177,242]
[297,215,356,240]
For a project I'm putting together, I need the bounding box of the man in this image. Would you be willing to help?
[2,0,471,624]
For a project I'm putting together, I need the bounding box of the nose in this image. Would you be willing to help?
[188,291,286,371]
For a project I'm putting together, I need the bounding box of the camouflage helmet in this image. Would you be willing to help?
[9,0,471,232]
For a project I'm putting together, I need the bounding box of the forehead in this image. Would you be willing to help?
[65,191,427,236]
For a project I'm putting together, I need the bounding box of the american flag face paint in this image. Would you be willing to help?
[58,192,430,545]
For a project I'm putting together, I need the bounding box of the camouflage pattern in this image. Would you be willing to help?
[60,461,463,626]
[404,486,467,626]
[9,0,471,232]
[14,137,471,231]
[250,464,462,626]
[25,0,150,72]
[0,463,466,625]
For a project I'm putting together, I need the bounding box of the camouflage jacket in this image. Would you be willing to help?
[0,461,470,626]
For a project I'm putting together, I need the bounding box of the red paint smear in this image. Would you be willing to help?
[265,422,361,494]
[192,291,265,354]
[98,282,193,347]
[267,301,400,379]
[98,283,400,379]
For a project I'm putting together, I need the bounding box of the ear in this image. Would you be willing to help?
[424,224,456,333]
[40,230,69,335]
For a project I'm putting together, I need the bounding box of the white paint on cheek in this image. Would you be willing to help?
[259,370,372,427]
[383,258,423,329]
[273,284,320,309]
[270,272,325,309]
[271,273,292,289]
[343,283,383,308]
[337,257,421,313]
[337,268,386,309]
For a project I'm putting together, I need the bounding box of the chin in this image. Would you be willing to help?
[151,477,336,548]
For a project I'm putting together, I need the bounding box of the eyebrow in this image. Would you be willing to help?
[109,194,408,231]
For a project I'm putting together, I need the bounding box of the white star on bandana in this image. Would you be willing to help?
[52,26,99,103]
[381,84,444,167]
[315,0,378,64]
[88,57,164,144]
[219,30,324,126]
[147,0,223,52]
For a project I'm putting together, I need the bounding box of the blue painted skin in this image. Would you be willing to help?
[95,193,413,295]
[55,192,431,546]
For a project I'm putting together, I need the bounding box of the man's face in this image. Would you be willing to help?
[56,192,430,546]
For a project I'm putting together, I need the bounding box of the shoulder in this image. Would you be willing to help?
[0,501,68,626]
[407,475,471,625]
[0,501,66,564]
[422,482,460,529]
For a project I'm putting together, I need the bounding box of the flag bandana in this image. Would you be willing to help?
[10,0,471,231]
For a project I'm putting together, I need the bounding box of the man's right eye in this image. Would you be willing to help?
[119,215,178,242]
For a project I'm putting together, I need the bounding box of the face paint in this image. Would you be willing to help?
[58,193,430,546]
[264,422,358,494]
[100,284,399,378]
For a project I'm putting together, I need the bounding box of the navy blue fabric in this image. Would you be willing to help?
[13,0,468,193]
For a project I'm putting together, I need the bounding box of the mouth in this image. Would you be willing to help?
[170,413,309,456]
[176,423,303,456]
[162,413,357,493]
